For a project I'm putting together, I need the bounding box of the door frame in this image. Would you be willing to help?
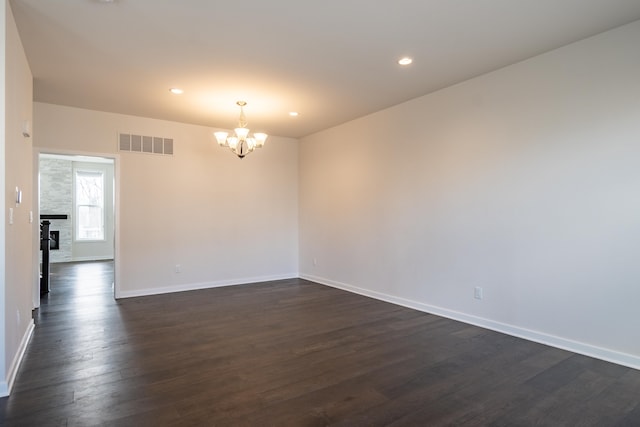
[33,148,121,307]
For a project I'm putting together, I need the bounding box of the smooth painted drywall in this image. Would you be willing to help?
[0,0,6,395]
[299,20,640,366]
[2,0,34,395]
[34,103,299,297]
[71,161,115,261]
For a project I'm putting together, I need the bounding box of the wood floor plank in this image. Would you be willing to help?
[1,260,639,426]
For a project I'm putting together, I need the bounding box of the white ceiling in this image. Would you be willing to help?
[10,0,640,138]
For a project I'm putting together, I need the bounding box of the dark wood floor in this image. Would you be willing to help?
[1,262,639,426]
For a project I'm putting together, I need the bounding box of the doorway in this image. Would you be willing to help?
[37,152,117,302]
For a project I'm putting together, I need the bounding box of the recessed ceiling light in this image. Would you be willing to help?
[398,57,413,66]
[169,88,184,95]
[289,112,299,117]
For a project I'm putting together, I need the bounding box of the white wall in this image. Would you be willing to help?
[71,160,115,261]
[2,0,34,396]
[299,20,640,368]
[34,103,299,297]
[0,0,7,397]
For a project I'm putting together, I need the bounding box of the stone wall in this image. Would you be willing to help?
[39,157,73,263]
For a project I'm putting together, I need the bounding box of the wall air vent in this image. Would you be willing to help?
[118,133,174,156]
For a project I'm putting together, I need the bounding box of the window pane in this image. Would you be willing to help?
[75,170,105,240]
[76,171,104,206]
[77,206,104,240]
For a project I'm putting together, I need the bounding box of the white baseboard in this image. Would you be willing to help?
[0,319,35,397]
[300,273,640,371]
[116,273,299,299]
[71,256,114,262]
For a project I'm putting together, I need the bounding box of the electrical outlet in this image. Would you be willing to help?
[313,258,317,266]
[474,286,483,300]
[175,264,181,273]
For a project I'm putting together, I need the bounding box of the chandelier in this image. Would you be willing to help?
[214,101,268,159]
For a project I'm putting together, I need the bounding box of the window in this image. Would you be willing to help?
[75,170,105,240]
